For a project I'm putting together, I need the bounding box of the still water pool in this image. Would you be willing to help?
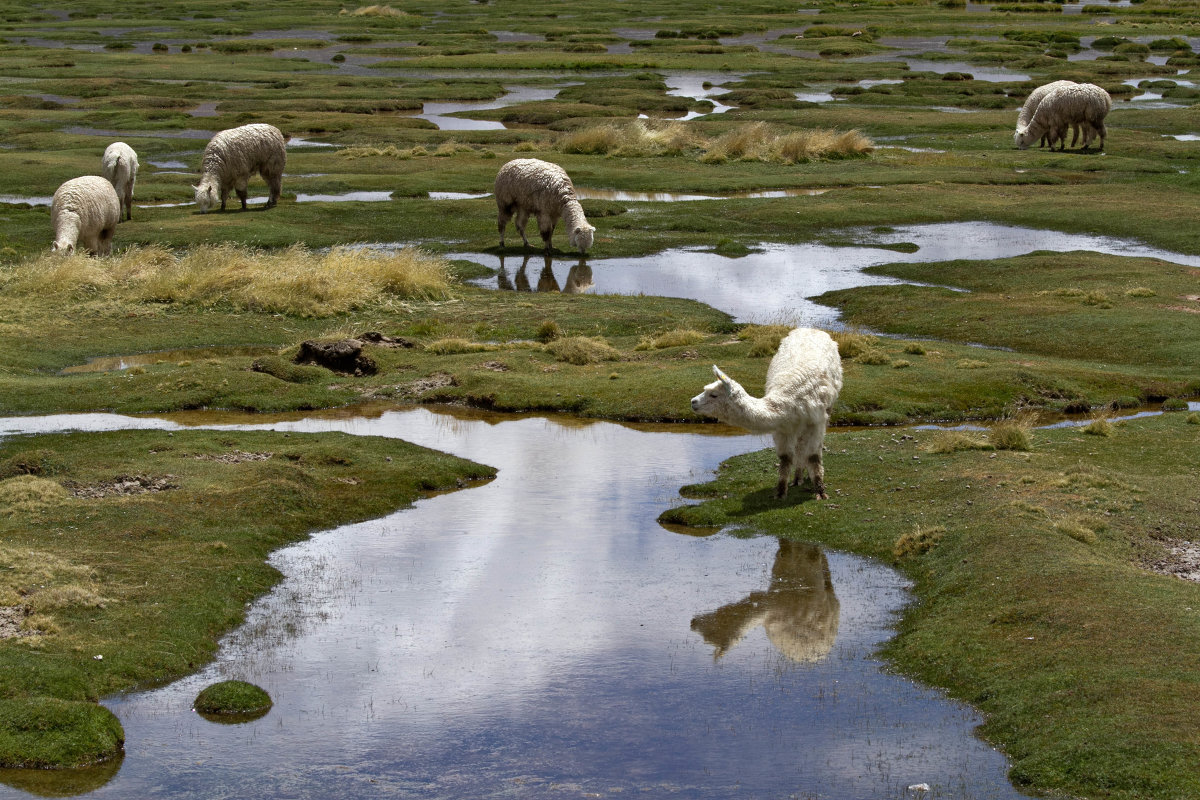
[0,407,1029,799]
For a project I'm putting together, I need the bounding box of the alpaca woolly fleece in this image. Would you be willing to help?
[495,158,595,253]
[691,328,843,499]
[51,176,121,256]
[194,123,286,212]
[1015,83,1111,151]
[101,141,138,221]
[1016,80,1077,149]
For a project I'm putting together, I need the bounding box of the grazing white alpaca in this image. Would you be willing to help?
[690,328,843,499]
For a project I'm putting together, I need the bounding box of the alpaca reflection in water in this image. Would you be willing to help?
[496,253,593,294]
[691,540,840,663]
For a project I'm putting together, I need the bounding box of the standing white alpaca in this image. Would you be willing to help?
[194,123,286,212]
[690,328,843,499]
[494,158,595,253]
[100,141,138,221]
[50,176,121,256]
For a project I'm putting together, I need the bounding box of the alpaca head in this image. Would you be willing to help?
[193,177,219,213]
[1013,126,1035,150]
[691,365,741,419]
[50,240,75,256]
[568,222,595,253]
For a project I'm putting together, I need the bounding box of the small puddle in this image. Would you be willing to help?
[0,406,1030,800]
[294,191,393,203]
[0,194,52,207]
[60,346,276,374]
[663,72,740,115]
[416,85,566,130]
[465,221,1200,326]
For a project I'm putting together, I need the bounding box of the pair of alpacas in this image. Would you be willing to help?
[49,142,139,256]
[691,328,843,500]
[1015,81,1111,151]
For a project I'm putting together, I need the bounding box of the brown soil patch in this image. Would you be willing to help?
[65,474,178,499]
[1146,538,1200,583]
[0,606,30,639]
[1164,305,1200,315]
[399,372,457,396]
[193,451,273,464]
[478,360,510,372]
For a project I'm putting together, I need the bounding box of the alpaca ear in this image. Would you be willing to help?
[713,365,733,387]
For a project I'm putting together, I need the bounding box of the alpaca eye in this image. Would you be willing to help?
[709,392,717,397]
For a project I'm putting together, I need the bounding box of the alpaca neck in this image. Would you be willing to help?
[561,200,587,229]
[54,215,80,251]
[722,386,782,433]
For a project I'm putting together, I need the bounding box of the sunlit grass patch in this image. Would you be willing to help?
[737,324,791,357]
[3,245,451,317]
[545,336,621,365]
[989,410,1036,451]
[1187,413,1200,425]
[956,358,989,369]
[0,476,69,517]
[1053,514,1104,545]
[556,120,870,162]
[635,328,707,351]
[1125,287,1157,297]
[1083,414,1114,436]
[425,338,496,355]
[893,524,946,559]
[340,4,414,17]
[924,430,992,453]
[830,330,877,360]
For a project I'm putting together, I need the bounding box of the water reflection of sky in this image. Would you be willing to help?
[467,222,1200,326]
[0,408,1030,800]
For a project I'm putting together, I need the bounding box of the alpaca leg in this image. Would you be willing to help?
[514,209,532,247]
[808,452,827,500]
[97,227,114,257]
[123,187,133,221]
[497,204,513,247]
[219,187,229,211]
[773,433,793,499]
[264,170,281,208]
[236,188,248,210]
[538,212,555,251]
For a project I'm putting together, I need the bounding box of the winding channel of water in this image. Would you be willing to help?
[0,407,1029,799]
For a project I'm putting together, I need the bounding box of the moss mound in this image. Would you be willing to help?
[193,680,272,717]
[0,698,124,769]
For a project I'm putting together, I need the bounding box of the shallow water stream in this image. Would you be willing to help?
[0,407,1029,799]
[468,221,1200,326]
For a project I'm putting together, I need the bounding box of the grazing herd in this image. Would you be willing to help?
[42,78,1112,499]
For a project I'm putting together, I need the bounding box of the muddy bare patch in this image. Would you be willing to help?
[1147,538,1200,582]
[357,331,414,348]
[193,451,273,464]
[66,475,178,499]
[478,360,510,372]
[295,339,378,376]
[0,605,30,639]
[398,372,458,396]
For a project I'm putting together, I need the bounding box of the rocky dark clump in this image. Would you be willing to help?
[294,339,378,376]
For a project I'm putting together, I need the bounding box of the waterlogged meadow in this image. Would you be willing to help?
[0,0,1199,797]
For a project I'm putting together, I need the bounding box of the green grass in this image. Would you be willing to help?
[0,0,1198,791]
[193,681,272,716]
[0,428,493,767]
[660,413,1200,800]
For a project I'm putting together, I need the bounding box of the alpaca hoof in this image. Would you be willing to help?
[815,491,829,500]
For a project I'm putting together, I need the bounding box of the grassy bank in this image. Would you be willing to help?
[0,427,493,767]
[661,412,1200,800]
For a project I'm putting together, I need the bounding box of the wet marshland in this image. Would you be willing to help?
[0,406,1029,800]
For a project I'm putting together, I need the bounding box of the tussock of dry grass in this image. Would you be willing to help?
[1053,515,1104,545]
[635,328,707,351]
[0,545,100,610]
[340,145,425,159]
[0,476,69,516]
[894,525,946,559]
[1083,414,1114,436]
[557,120,871,163]
[340,4,412,17]
[424,338,496,355]
[830,330,877,360]
[990,410,1037,451]
[4,245,450,317]
[545,336,621,365]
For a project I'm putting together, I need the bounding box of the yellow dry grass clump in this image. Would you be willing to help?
[340,5,411,17]
[558,120,871,163]
[5,245,451,317]
[0,476,69,516]
[635,328,707,351]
